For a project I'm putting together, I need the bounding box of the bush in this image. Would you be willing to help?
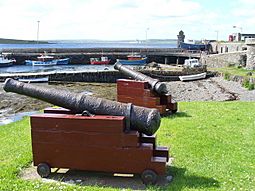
[242,77,255,90]
[224,72,231,80]
[248,83,255,90]
[242,78,250,88]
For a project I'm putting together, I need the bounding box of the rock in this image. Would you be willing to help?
[166,175,173,182]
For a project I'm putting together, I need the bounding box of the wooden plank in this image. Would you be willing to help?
[140,134,156,149]
[117,87,154,97]
[117,95,160,106]
[31,142,166,174]
[32,129,139,148]
[153,146,169,162]
[117,79,149,89]
[31,114,125,133]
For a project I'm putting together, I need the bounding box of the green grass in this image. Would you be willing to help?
[0,102,255,190]
[210,67,255,79]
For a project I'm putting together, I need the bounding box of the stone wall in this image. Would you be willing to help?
[245,38,255,70]
[201,51,246,68]
[210,42,247,53]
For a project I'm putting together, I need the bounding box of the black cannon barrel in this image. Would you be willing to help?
[114,62,167,95]
[3,78,160,136]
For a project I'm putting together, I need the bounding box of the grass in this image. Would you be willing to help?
[0,102,255,190]
[210,66,255,90]
[210,66,255,79]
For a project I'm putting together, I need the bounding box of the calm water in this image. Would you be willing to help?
[0,40,177,49]
[0,40,176,74]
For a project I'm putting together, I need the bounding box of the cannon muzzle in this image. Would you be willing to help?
[3,78,161,136]
[114,62,167,95]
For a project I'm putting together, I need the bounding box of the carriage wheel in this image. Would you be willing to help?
[141,169,158,185]
[37,163,51,178]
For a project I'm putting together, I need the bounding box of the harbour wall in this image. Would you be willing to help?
[2,47,195,65]
[0,67,208,83]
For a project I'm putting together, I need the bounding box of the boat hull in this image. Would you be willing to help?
[90,60,111,65]
[179,72,207,81]
[117,57,147,65]
[56,58,70,65]
[0,61,13,67]
[25,60,57,66]
[25,58,69,66]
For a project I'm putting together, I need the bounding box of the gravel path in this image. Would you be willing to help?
[166,77,255,102]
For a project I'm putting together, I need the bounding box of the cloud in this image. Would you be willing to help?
[0,0,254,40]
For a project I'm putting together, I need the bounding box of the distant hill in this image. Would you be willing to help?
[0,38,49,44]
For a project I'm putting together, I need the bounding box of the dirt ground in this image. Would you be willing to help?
[1,77,254,120]
[21,164,173,190]
[0,82,117,120]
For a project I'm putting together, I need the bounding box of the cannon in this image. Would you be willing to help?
[3,78,160,136]
[114,62,168,95]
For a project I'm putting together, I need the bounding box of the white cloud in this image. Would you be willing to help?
[0,0,254,40]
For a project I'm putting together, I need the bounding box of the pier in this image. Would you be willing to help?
[2,47,201,65]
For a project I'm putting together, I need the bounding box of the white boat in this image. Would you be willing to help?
[179,72,207,81]
[184,58,202,68]
[18,77,49,83]
[0,55,16,67]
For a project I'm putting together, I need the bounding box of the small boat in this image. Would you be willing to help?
[127,54,144,60]
[90,56,111,65]
[0,55,16,67]
[117,57,147,65]
[18,77,49,83]
[179,72,207,81]
[25,52,70,66]
[184,58,202,68]
[180,42,209,51]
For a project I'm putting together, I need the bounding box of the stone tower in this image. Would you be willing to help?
[177,30,185,48]
[245,38,255,70]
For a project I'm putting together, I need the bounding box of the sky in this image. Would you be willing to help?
[0,0,254,41]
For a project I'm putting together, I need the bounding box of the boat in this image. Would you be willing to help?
[180,42,209,51]
[117,57,147,65]
[25,52,70,66]
[179,72,207,81]
[127,54,144,60]
[90,56,111,65]
[0,55,16,67]
[183,58,202,68]
[18,77,49,83]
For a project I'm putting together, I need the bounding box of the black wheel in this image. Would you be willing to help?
[37,163,51,178]
[141,169,158,185]
[172,109,177,114]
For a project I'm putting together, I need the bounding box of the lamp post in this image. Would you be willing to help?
[214,30,219,54]
[233,25,243,33]
[37,21,40,44]
[215,30,219,41]
[145,27,149,42]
